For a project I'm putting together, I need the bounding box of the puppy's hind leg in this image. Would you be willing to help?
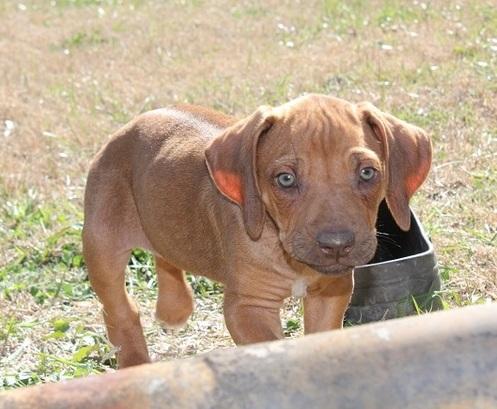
[83,227,150,368]
[155,256,194,330]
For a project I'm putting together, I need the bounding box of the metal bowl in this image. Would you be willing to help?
[346,200,442,323]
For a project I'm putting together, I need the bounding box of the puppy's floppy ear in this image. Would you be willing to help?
[359,102,432,231]
[205,106,275,240]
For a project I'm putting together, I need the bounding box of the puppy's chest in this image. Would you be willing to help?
[234,228,314,299]
[291,277,308,298]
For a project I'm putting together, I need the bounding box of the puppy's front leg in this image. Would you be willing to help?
[304,272,354,334]
[223,290,284,345]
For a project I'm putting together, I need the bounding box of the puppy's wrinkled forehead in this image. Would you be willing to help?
[270,94,365,150]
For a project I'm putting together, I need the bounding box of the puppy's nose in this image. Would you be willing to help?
[316,230,355,258]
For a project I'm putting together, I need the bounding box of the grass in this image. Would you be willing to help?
[1,0,496,390]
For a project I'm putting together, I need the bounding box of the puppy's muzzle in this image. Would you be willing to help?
[316,230,355,260]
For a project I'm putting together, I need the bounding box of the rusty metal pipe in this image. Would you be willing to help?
[1,303,497,409]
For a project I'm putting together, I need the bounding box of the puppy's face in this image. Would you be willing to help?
[256,97,384,274]
[206,94,431,275]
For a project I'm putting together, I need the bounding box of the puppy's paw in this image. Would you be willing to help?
[154,312,190,331]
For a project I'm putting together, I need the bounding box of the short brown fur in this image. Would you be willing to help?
[83,94,431,368]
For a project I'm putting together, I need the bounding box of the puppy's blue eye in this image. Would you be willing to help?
[359,167,376,181]
[276,173,296,188]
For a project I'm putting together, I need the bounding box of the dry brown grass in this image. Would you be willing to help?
[0,0,496,387]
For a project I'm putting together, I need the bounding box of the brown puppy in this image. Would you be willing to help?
[83,94,431,368]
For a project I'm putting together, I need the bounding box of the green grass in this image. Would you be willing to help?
[60,30,110,49]
[0,189,227,388]
[52,0,142,7]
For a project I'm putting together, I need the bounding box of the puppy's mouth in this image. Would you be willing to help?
[281,232,377,276]
[285,251,356,275]
[305,262,354,276]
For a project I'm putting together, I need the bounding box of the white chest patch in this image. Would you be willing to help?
[292,278,308,299]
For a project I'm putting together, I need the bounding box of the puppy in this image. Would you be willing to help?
[82,94,431,367]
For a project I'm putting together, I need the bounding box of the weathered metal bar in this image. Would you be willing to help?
[1,303,497,409]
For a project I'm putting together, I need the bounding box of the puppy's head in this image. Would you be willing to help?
[205,94,431,275]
